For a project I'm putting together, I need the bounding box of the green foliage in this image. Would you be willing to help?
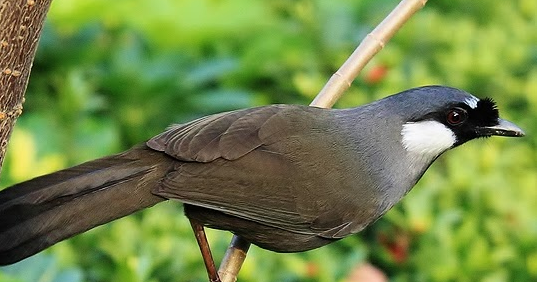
[1,0,536,281]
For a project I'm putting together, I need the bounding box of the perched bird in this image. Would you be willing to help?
[0,86,524,278]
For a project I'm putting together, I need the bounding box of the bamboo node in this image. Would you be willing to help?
[334,71,352,87]
[366,33,386,49]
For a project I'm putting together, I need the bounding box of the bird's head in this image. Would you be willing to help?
[390,86,525,158]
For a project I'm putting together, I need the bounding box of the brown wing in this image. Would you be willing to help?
[148,105,379,238]
[147,105,296,162]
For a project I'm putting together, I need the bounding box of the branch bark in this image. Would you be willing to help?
[217,0,428,281]
[0,0,52,175]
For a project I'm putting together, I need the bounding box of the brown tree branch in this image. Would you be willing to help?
[0,0,52,175]
[217,0,428,281]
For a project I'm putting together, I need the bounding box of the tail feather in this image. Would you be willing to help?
[0,145,173,265]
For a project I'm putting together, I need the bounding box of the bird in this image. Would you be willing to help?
[0,85,524,280]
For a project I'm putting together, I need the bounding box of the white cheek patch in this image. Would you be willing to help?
[401,120,456,157]
[464,95,479,109]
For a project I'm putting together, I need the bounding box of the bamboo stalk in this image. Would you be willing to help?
[217,0,428,281]
[310,0,428,108]
[217,236,251,282]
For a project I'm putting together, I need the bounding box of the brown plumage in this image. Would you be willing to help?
[0,86,524,266]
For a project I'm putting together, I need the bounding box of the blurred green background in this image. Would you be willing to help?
[1,0,536,281]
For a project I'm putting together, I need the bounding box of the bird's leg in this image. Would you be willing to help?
[189,218,221,282]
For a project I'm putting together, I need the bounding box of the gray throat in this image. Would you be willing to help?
[333,107,440,212]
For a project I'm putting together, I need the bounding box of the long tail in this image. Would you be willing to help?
[0,145,174,265]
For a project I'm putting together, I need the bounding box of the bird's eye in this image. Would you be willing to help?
[446,108,468,125]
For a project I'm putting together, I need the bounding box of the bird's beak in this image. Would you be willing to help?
[478,118,525,137]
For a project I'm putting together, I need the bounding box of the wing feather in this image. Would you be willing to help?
[149,105,373,238]
[147,105,290,162]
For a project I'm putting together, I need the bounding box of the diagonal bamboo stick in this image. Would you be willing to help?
[311,0,428,108]
[217,0,428,281]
